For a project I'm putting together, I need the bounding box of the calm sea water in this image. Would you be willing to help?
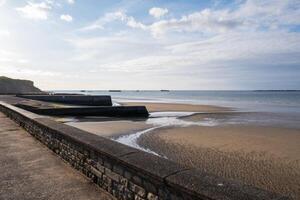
[53,90,300,128]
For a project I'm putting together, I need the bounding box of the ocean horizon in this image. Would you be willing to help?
[51,90,300,129]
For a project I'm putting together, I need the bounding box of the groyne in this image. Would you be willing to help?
[0,102,290,200]
[16,103,149,118]
[17,95,113,106]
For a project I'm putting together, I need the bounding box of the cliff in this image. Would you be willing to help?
[0,76,42,94]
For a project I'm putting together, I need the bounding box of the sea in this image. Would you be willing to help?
[52,90,300,129]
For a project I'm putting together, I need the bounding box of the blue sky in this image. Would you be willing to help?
[0,0,299,90]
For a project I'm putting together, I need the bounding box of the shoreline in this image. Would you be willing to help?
[64,101,300,198]
[65,102,232,138]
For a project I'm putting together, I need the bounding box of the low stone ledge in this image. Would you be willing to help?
[0,102,291,200]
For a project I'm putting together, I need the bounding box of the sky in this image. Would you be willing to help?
[0,0,300,90]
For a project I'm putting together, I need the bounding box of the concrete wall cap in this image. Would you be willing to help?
[165,168,291,200]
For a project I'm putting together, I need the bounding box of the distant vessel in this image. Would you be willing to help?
[109,90,122,92]
[80,90,86,92]
[160,90,170,92]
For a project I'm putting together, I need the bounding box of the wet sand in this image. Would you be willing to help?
[66,120,152,138]
[123,102,231,112]
[138,125,300,199]
[65,102,231,138]
[64,101,300,198]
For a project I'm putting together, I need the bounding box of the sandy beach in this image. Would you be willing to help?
[66,101,300,199]
[137,122,300,199]
[65,102,230,137]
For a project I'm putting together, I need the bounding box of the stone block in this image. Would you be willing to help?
[147,193,158,200]
[105,168,121,182]
[90,166,102,178]
[129,182,146,198]
[96,162,105,173]
[120,177,128,187]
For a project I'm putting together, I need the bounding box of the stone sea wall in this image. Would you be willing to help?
[0,102,290,200]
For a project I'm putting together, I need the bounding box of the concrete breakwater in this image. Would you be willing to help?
[16,103,149,118]
[17,94,113,106]
[0,102,291,200]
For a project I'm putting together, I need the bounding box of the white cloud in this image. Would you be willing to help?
[165,31,300,64]
[149,9,242,37]
[236,0,300,23]
[66,0,74,4]
[0,30,10,37]
[0,0,6,6]
[0,66,61,77]
[81,8,242,38]
[0,49,30,64]
[149,7,168,18]
[68,29,300,75]
[82,0,299,38]
[16,1,52,20]
[80,11,125,31]
[60,14,73,22]
[75,0,300,73]
[80,11,147,31]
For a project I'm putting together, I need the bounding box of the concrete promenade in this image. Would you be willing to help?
[0,112,115,200]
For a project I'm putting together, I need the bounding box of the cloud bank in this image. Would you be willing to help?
[0,0,299,89]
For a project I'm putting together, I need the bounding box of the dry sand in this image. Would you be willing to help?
[138,125,300,199]
[123,102,231,112]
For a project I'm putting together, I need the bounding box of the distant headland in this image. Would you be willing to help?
[0,76,42,94]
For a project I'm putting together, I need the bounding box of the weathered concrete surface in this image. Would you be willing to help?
[18,95,113,106]
[0,112,115,200]
[16,103,149,118]
[0,95,29,104]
